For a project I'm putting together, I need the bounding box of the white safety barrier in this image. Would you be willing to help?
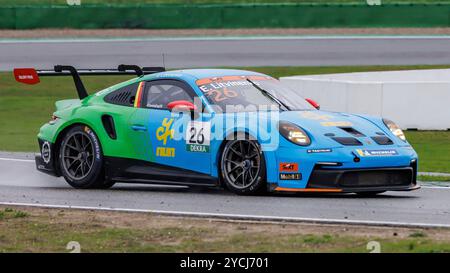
[280,69,450,130]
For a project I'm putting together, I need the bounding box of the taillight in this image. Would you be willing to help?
[49,115,59,125]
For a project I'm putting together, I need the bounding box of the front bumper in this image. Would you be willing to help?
[306,165,419,192]
[270,163,419,193]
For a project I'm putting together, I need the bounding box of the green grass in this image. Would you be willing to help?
[0,208,29,220]
[1,206,449,253]
[405,131,450,173]
[418,175,450,182]
[0,0,449,5]
[1,64,450,173]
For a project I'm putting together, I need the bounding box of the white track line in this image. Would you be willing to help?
[0,157,448,189]
[2,35,450,44]
[0,157,34,163]
[421,185,450,190]
[0,201,449,229]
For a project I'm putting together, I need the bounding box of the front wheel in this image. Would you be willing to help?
[220,139,266,195]
[58,125,109,189]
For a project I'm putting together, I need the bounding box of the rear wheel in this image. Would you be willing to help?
[220,138,266,195]
[58,125,113,189]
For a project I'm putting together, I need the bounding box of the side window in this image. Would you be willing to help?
[144,80,194,109]
[104,82,139,107]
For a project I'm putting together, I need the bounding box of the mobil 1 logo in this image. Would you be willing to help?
[186,121,211,153]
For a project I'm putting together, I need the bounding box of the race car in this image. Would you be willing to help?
[13,65,419,195]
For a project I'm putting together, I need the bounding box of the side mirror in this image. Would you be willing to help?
[305,98,320,110]
[167,100,196,111]
[167,100,198,119]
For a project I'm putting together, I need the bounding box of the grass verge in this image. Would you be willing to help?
[418,175,450,182]
[0,206,449,253]
[1,65,449,172]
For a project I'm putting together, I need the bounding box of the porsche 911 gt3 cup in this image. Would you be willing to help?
[14,65,419,195]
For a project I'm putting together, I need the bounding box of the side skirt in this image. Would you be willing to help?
[104,157,219,187]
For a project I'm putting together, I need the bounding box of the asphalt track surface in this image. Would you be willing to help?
[1,36,450,227]
[2,36,450,70]
[0,153,449,228]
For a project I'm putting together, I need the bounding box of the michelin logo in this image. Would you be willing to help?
[356,149,398,157]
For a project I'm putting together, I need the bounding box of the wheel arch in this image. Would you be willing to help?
[215,130,268,186]
[52,121,103,176]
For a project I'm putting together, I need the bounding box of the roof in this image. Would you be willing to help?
[95,68,269,98]
[142,68,266,81]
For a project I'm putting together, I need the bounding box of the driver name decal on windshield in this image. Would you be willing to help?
[197,76,267,104]
[195,75,314,113]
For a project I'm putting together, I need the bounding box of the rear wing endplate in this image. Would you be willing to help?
[13,64,165,100]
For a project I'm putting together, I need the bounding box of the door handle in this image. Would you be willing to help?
[131,125,147,131]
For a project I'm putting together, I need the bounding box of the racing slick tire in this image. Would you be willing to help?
[58,125,111,189]
[220,137,267,195]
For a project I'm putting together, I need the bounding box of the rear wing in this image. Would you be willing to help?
[13,64,165,100]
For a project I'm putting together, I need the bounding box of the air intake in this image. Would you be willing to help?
[339,127,365,137]
[371,136,394,145]
[331,137,363,146]
[104,82,139,106]
[101,115,117,140]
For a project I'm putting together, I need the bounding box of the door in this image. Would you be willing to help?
[128,79,211,175]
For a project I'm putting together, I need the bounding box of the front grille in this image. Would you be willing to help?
[307,167,414,188]
[339,169,413,187]
[331,137,363,146]
[371,136,394,145]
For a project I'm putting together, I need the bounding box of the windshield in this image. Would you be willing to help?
[196,75,314,113]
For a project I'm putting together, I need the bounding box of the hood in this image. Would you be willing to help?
[279,110,396,147]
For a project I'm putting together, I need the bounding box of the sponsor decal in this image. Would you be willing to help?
[186,121,211,153]
[196,75,274,103]
[320,121,353,127]
[279,173,302,180]
[279,163,299,172]
[307,148,332,153]
[156,147,175,157]
[356,149,398,157]
[41,141,51,164]
[148,104,163,109]
[13,68,40,85]
[156,118,175,157]
[84,126,101,160]
[299,111,333,121]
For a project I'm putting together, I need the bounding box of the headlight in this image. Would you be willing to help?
[279,121,311,146]
[383,118,406,142]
